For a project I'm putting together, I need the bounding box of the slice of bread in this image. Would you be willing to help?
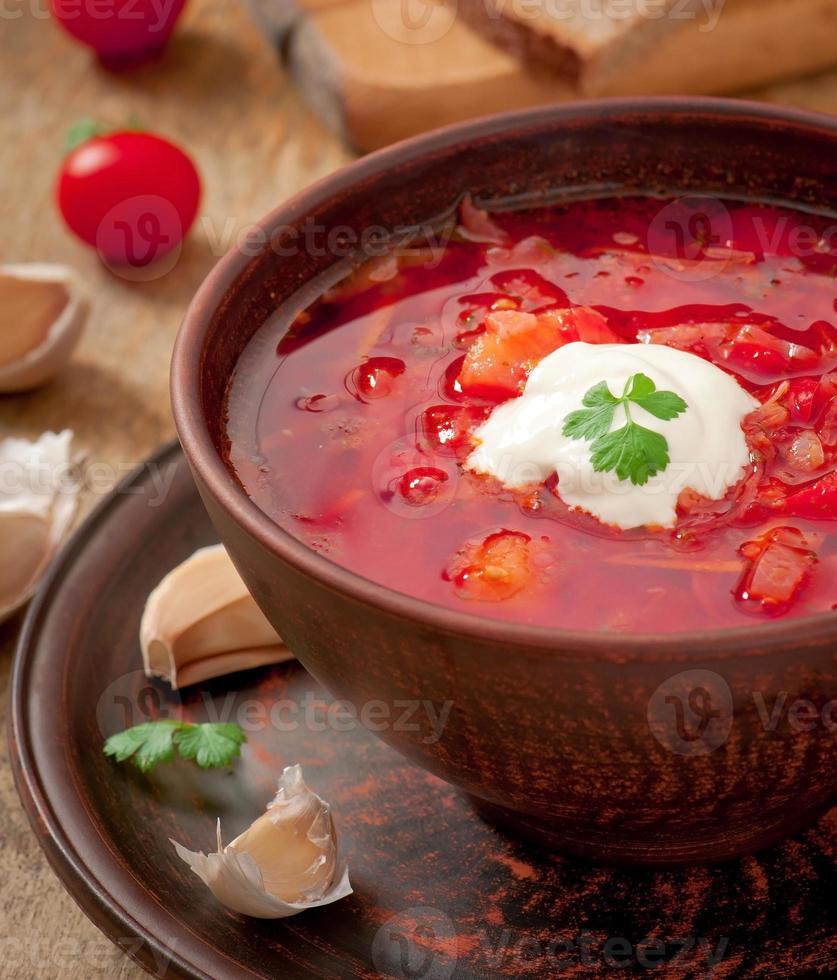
[595,0,837,97]
[247,0,837,151]
[454,0,708,89]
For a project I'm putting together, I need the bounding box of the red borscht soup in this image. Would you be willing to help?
[225,196,837,632]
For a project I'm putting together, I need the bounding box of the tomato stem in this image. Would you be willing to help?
[65,118,106,153]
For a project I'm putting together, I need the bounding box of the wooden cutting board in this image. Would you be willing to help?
[247,0,837,151]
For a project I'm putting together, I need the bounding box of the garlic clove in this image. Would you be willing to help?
[0,512,52,617]
[172,765,352,918]
[0,430,79,623]
[0,263,89,393]
[141,543,293,690]
[228,770,339,905]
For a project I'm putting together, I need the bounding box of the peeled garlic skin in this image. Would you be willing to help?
[0,264,88,393]
[171,765,352,919]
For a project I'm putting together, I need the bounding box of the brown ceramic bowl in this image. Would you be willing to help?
[173,98,837,866]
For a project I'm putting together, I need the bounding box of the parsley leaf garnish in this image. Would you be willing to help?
[590,424,670,487]
[104,721,247,773]
[175,723,247,769]
[624,373,689,420]
[562,381,618,440]
[562,372,687,486]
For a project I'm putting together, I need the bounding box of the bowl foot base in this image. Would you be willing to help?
[466,794,833,868]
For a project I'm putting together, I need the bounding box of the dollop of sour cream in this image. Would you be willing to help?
[467,342,759,529]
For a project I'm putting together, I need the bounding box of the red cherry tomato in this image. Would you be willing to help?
[51,0,187,70]
[56,130,200,268]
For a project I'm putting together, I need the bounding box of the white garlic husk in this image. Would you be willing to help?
[0,430,79,623]
[172,765,352,918]
[141,543,294,690]
[0,263,88,393]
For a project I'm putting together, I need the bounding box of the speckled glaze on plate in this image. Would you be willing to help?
[9,442,837,978]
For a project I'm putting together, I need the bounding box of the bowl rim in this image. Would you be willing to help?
[172,96,837,658]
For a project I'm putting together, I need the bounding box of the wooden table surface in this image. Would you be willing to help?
[0,3,835,976]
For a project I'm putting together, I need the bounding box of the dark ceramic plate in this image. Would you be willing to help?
[10,443,837,978]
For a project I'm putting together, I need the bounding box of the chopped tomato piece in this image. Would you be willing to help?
[553,306,622,344]
[417,404,490,457]
[445,529,532,601]
[457,306,617,400]
[735,526,817,613]
[453,292,529,348]
[457,310,555,400]
[782,471,837,520]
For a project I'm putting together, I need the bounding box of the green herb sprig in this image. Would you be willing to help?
[562,373,688,486]
[104,720,247,773]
